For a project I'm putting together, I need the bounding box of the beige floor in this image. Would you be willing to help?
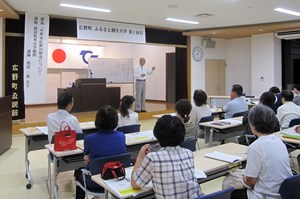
[1,118,299,199]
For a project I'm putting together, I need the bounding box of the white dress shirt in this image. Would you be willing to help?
[277,101,300,128]
[47,109,82,143]
[133,65,153,80]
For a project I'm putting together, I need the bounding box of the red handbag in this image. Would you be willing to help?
[54,122,77,151]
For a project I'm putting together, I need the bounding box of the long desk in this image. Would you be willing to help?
[199,117,245,147]
[152,108,223,119]
[46,130,157,199]
[274,127,300,145]
[91,143,247,199]
[20,121,97,189]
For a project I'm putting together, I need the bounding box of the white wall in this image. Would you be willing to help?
[190,36,227,99]
[251,33,281,96]
[46,38,174,103]
[227,38,252,95]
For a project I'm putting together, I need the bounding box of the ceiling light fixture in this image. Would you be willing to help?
[274,8,300,16]
[166,18,199,25]
[60,3,111,13]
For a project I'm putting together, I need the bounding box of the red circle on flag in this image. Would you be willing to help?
[52,49,66,63]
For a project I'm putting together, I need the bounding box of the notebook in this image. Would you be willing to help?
[204,151,244,163]
[282,134,300,140]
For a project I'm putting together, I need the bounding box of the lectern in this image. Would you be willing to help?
[58,78,120,112]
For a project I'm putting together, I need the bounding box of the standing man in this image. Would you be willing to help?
[223,84,248,118]
[133,58,155,113]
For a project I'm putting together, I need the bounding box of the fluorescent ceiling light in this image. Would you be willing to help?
[274,8,300,16]
[166,18,199,25]
[60,3,111,13]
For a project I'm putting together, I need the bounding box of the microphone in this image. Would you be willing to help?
[89,69,93,78]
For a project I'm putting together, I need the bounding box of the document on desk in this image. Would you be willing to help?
[195,168,207,179]
[103,167,152,197]
[204,151,244,163]
[36,126,48,134]
[126,131,155,141]
[282,130,300,136]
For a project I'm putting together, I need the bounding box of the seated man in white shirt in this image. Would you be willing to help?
[223,84,248,118]
[277,90,300,129]
[47,92,82,143]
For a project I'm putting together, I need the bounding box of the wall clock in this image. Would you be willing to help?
[192,46,203,62]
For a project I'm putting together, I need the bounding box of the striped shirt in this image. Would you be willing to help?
[184,122,198,140]
[133,146,202,199]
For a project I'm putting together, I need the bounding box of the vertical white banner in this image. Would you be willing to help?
[24,13,49,104]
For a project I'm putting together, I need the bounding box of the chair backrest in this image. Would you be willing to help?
[232,111,248,118]
[279,174,300,199]
[196,188,234,199]
[89,153,132,176]
[199,115,215,130]
[179,138,198,152]
[288,117,300,127]
[116,124,141,134]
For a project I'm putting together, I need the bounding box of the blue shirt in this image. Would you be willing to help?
[223,97,248,118]
[84,130,126,168]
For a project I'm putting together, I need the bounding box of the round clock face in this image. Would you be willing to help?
[192,46,203,62]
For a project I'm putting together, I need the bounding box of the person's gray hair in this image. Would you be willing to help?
[248,104,276,134]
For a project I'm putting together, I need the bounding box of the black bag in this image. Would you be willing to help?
[101,161,126,180]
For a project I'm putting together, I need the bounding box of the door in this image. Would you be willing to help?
[205,59,226,96]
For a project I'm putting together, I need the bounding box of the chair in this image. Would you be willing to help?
[75,153,132,199]
[196,188,234,199]
[199,115,215,130]
[117,124,141,134]
[288,117,300,127]
[278,174,300,199]
[180,138,198,152]
[232,111,248,118]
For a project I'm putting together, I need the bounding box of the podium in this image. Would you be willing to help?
[58,78,120,112]
[0,96,12,155]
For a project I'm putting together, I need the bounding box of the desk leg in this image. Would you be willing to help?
[25,136,32,189]
[46,153,52,197]
[53,156,59,199]
[208,128,214,147]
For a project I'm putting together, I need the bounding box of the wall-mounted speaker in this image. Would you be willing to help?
[202,38,216,48]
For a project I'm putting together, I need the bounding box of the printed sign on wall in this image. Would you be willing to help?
[77,18,146,43]
[23,13,49,104]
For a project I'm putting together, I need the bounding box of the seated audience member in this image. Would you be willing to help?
[269,86,282,114]
[190,89,212,125]
[295,126,300,170]
[175,99,198,140]
[117,95,139,128]
[47,92,82,143]
[75,105,126,199]
[277,90,300,129]
[231,105,292,199]
[131,115,203,199]
[293,84,300,106]
[223,84,248,118]
[238,92,280,145]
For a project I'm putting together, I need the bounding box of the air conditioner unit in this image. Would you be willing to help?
[275,29,300,40]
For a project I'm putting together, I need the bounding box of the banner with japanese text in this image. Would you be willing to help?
[23,13,49,104]
[77,18,145,43]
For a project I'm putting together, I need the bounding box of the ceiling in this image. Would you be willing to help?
[2,0,300,39]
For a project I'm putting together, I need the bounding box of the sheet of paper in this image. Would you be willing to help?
[204,151,244,163]
[195,168,207,179]
[103,167,152,197]
[282,130,300,136]
[222,119,243,125]
[36,126,48,134]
